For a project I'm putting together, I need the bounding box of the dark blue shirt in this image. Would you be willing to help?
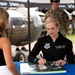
[28,32,75,64]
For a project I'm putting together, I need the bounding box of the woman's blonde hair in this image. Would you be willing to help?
[0,7,9,36]
[44,15,60,27]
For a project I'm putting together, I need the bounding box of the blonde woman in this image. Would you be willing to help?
[0,7,20,75]
[28,15,75,66]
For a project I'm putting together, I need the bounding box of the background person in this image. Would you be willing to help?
[44,0,69,36]
[19,4,25,8]
[72,15,75,34]
[0,7,20,75]
[28,15,75,66]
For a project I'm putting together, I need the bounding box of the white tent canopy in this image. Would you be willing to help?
[31,0,74,3]
[2,0,75,3]
[1,0,75,11]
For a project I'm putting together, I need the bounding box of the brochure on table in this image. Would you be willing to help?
[20,62,66,74]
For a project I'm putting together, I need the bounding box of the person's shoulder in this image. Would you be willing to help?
[0,37,10,43]
[58,8,63,11]
[1,37,9,40]
[45,9,51,14]
[59,9,67,14]
[44,9,52,20]
[63,37,72,44]
[59,33,72,43]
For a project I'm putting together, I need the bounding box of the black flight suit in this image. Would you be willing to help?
[28,32,75,64]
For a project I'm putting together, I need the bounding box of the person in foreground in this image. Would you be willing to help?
[28,15,75,66]
[0,8,20,75]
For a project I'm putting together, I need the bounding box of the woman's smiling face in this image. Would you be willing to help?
[46,22,60,38]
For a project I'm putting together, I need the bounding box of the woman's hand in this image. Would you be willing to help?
[53,59,66,66]
[37,58,46,65]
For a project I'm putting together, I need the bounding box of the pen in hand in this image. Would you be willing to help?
[38,54,46,65]
[40,54,43,58]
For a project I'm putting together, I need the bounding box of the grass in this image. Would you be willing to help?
[66,29,75,44]
[66,34,75,44]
